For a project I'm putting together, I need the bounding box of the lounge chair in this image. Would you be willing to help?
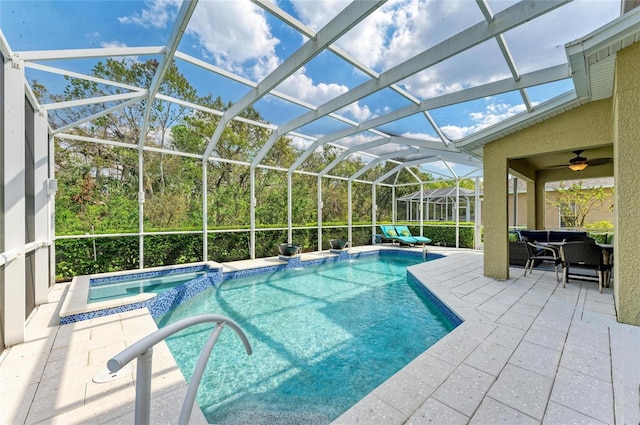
[394,225,432,245]
[379,225,417,245]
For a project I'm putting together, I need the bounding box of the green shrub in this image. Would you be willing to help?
[585,221,613,231]
[55,237,139,281]
[417,222,474,248]
[55,221,478,279]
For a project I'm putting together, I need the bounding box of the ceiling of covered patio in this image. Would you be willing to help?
[0,0,633,183]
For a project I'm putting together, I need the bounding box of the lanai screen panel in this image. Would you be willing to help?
[1,0,622,182]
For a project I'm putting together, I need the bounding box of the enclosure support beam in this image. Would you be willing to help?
[138,151,144,269]
[419,183,424,234]
[136,0,199,269]
[202,163,208,261]
[317,177,323,252]
[49,135,57,285]
[33,107,50,303]
[347,181,353,245]
[287,173,293,244]
[512,177,518,227]
[250,167,256,259]
[455,179,460,249]
[2,56,26,345]
[475,177,482,250]
[372,185,377,244]
[392,186,396,225]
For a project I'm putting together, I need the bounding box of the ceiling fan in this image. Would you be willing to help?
[553,150,612,171]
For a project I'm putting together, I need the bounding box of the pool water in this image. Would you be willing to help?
[88,271,206,302]
[156,253,455,424]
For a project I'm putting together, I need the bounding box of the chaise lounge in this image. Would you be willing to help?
[394,225,431,245]
[379,225,417,245]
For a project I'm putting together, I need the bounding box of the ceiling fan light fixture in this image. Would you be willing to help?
[568,150,589,171]
[569,162,588,171]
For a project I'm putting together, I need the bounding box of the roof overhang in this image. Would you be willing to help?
[457,7,640,157]
[567,6,640,100]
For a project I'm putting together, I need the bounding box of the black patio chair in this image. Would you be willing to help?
[563,234,596,243]
[521,236,561,282]
[560,241,611,293]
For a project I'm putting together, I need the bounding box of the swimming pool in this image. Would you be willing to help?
[157,252,456,424]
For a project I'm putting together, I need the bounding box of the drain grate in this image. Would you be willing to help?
[92,363,133,383]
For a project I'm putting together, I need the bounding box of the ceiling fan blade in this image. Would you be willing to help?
[588,157,613,166]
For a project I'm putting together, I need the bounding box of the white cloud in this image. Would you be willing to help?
[100,41,127,49]
[289,0,353,31]
[440,99,537,140]
[118,0,179,28]
[99,41,139,64]
[278,69,347,104]
[336,133,382,149]
[339,103,374,122]
[470,102,527,129]
[276,69,375,121]
[336,0,478,72]
[399,132,440,142]
[440,124,475,140]
[186,1,280,80]
[119,0,280,81]
[288,134,316,150]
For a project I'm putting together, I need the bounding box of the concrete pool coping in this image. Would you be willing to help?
[59,261,224,320]
[2,247,638,424]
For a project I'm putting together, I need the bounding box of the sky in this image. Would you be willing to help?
[0,0,622,178]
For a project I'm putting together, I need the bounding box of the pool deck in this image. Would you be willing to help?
[1,247,639,424]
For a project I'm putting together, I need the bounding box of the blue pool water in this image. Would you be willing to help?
[156,253,455,424]
[88,271,206,302]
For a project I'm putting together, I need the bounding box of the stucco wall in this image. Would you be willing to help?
[613,42,640,325]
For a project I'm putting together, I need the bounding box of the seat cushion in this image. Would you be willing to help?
[549,231,586,242]
[518,230,548,242]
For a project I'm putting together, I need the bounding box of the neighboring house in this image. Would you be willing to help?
[507,177,614,229]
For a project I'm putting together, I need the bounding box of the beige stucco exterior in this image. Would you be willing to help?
[483,42,640,325]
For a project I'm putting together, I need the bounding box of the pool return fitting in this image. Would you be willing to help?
[107,314,252,425]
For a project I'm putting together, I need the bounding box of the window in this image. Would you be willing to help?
[559,202,578,228]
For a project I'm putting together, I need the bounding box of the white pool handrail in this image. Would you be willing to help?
[107,314,252,425]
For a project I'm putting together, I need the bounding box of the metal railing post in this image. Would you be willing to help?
[135,348,154,425]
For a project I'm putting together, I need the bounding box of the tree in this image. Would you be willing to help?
[547,181,612,228]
